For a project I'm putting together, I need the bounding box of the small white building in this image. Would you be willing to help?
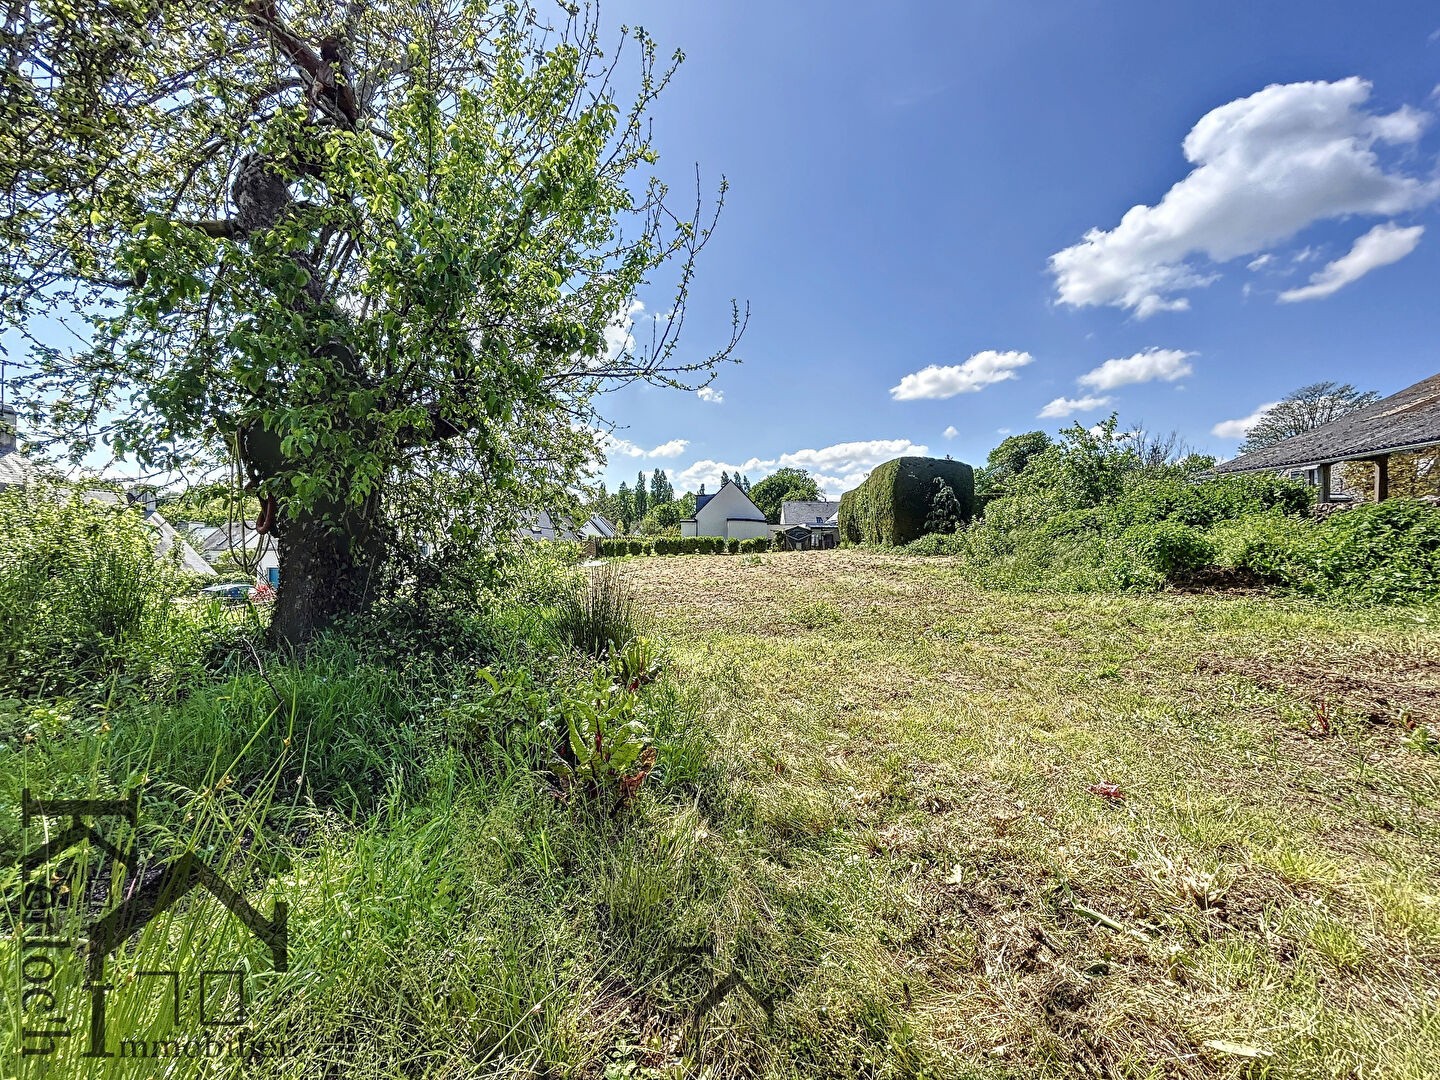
[186,520,278,584]
[776,499,841,549]
[679,481,770,540]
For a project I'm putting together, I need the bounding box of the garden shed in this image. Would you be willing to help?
[1215,372,1440,501]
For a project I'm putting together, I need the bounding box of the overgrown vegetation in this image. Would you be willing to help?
[903,418,1440,603]
[0,529,729,1077]
[3,488,1437,1077]
[0,485,237,699]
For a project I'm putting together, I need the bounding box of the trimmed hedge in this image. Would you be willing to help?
[595,535,773,557]
[840,456,975,545]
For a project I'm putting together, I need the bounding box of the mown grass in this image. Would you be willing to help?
[3,549,1437,1078]
[624,549,1440,1078]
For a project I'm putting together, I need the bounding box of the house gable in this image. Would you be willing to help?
[687,480,767,538]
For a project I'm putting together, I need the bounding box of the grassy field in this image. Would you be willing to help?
[620,548,1440,1078]
[5,546,1438,1079]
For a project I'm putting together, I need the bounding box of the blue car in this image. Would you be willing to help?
[200,582,255,606]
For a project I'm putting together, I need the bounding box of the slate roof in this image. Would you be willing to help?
[1215,372,1440,474]
[145,510,218,576]
[0,451,36,488]
[694,479,764,519]
[780,500,841,526]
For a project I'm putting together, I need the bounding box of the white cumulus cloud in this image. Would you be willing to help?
[890,350,1034,400]
[600,432,689,459]
[1278,222,1425,302]
[943,425,959,439]
[696,386,724,404]
[1038,395,1113,419]
[1078,348,1195,391]
[1049,78,1437,317]
[676,439,929,498]
[1211,403,1281,439]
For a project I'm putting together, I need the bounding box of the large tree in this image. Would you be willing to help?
[4,0,741,646]
[749,466,821,523]
[976,430,1052,498]
[1239,382,1379,455]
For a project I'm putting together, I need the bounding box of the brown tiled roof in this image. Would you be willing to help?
[1215,372,1440,473]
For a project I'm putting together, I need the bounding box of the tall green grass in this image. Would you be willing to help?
[552,562,641,657]
[1,545,762,1079]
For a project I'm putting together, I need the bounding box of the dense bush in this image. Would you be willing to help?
[596,534,774,557]
[1108,471,1313,532]
[1120,521,1217,583]
[902,417,1440,605]
[1297,500,1440,602]
[0,486,230,696]
[839,456,975,545]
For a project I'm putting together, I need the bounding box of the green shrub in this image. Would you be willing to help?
[1120,521,1217,581]
[0,486,202,696]
[1110,472,1312,532]
[905,532,968,556]
[839,456,975,545]
[1303,500,1440,603]
[627,539,642,556]
[1208,512,1310,581]
[726,538,740,554]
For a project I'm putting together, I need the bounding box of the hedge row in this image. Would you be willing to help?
[596,536,772,557]
[839,456,976,545]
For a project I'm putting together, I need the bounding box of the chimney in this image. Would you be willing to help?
[0,406,16,456]
[127,484,158,515]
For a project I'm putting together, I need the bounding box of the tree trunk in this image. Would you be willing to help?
[268,491,385,651]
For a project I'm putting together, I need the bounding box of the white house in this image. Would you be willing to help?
[185,519,278,583]
[680,481,770,540]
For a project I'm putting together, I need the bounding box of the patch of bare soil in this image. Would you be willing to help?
[1195,651,1440,725]
[1169,567,1269,596]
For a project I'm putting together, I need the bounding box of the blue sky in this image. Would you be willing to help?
[596,0,1440,497]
